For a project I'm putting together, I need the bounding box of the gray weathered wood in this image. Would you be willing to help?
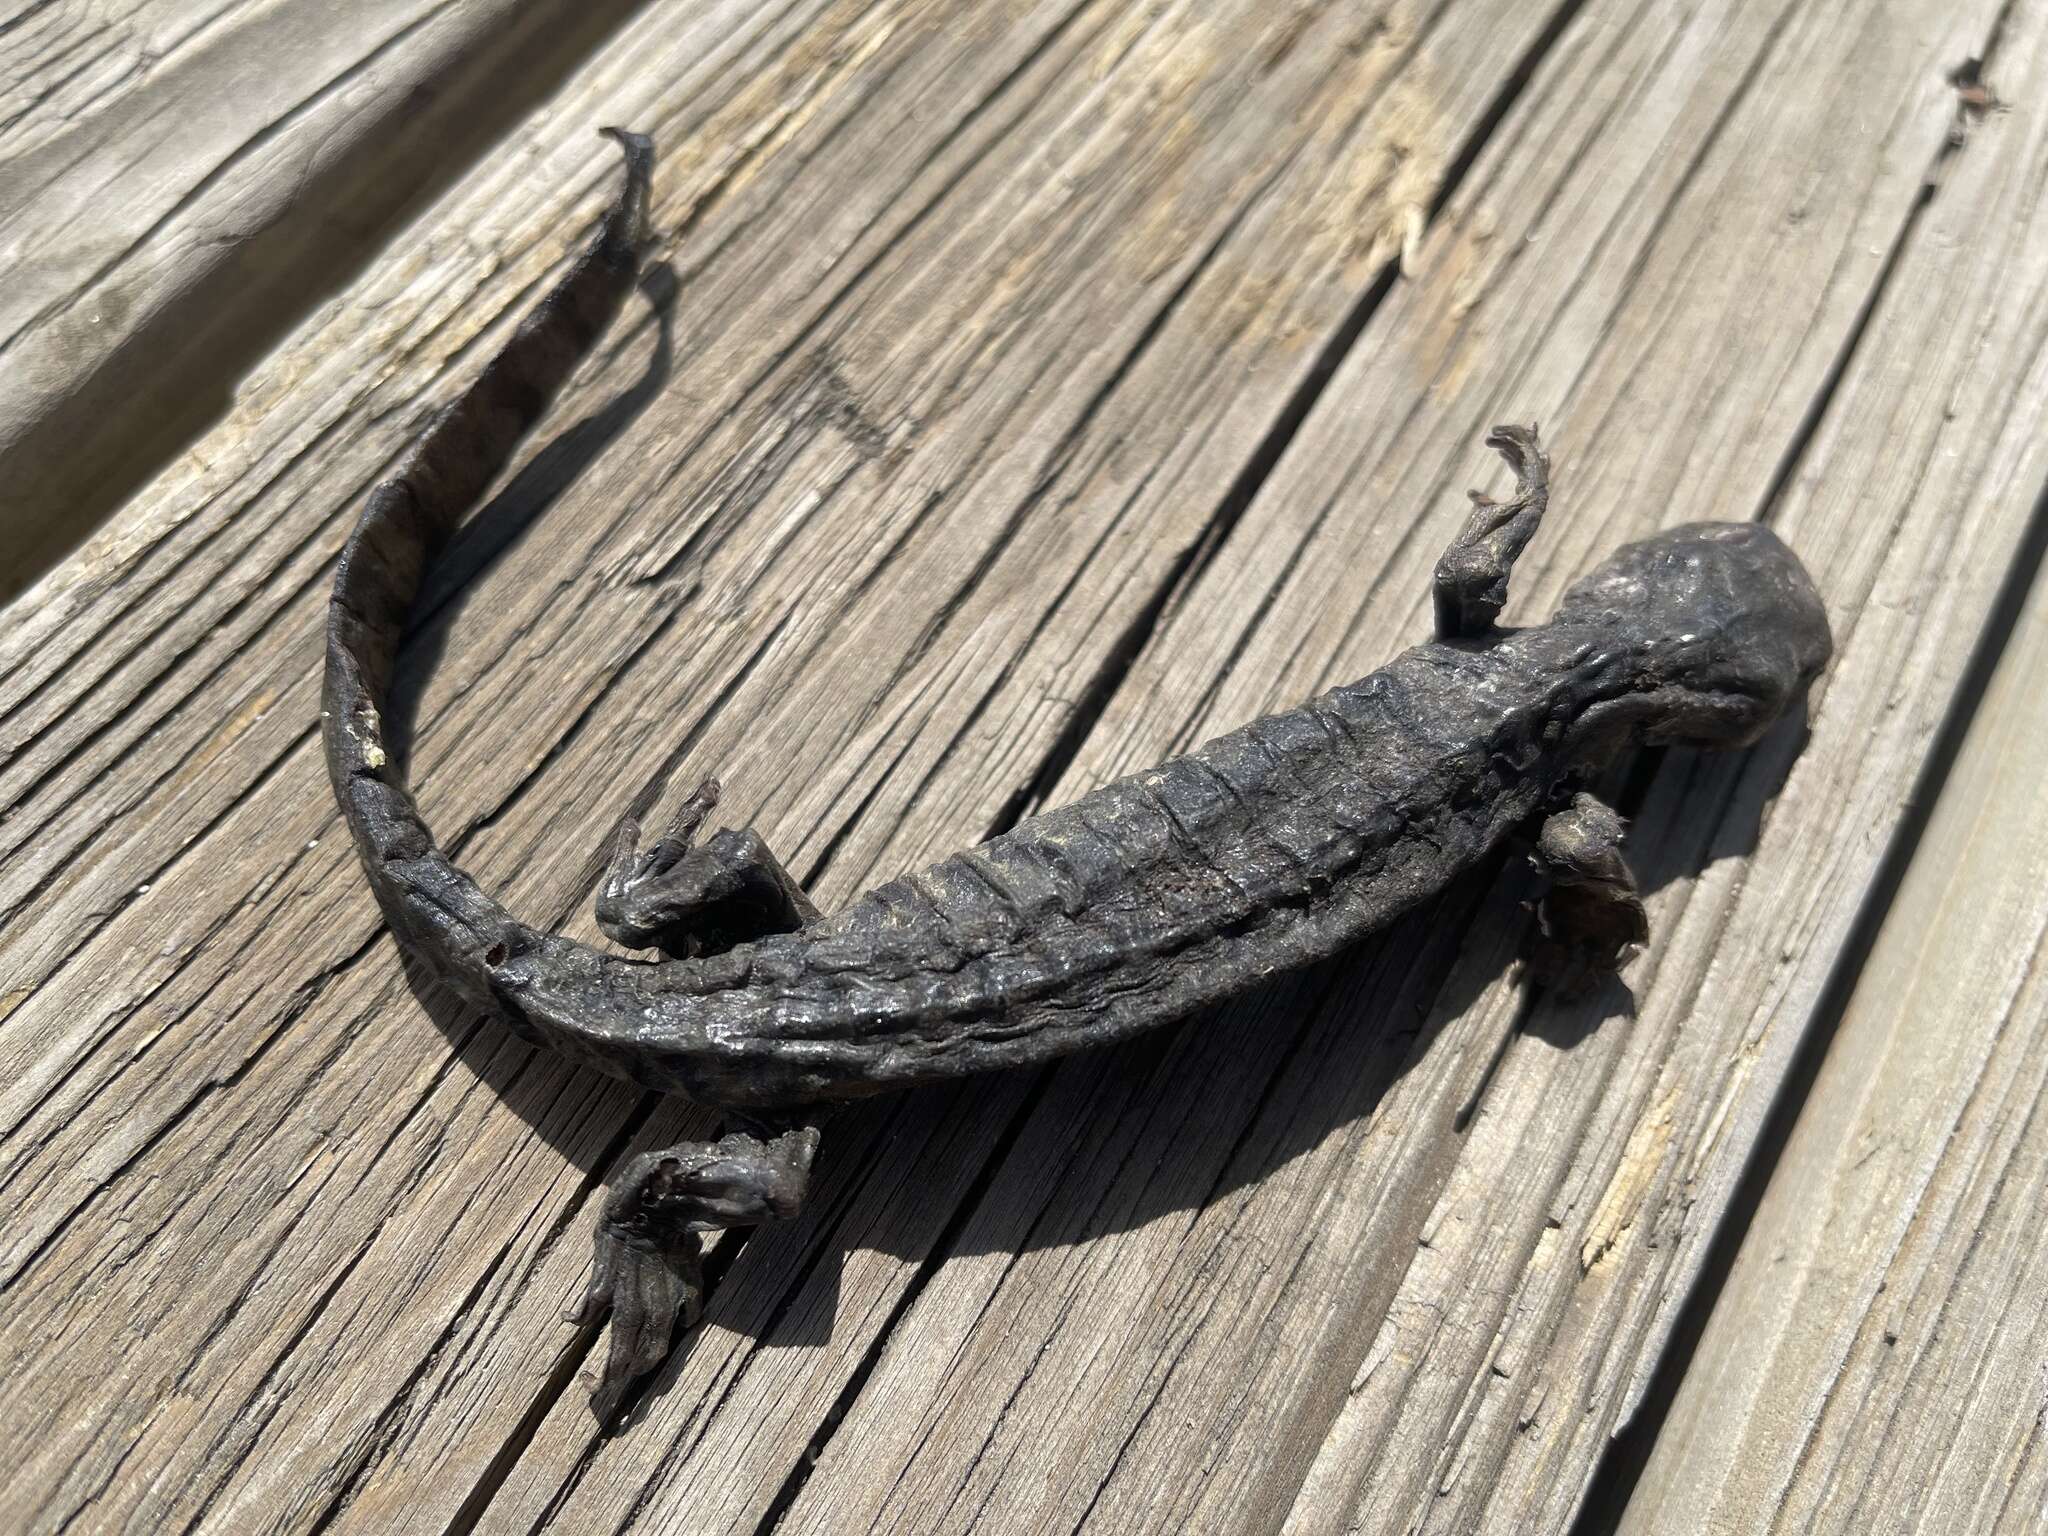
[1616,11,2048,1528]
[0,0,1562,1529]
[3,0,2044,1531]
[0,0,648,594]
[1272,7,2048,1529]
[1622,495,2048,1536]
[481,0,2042,1532]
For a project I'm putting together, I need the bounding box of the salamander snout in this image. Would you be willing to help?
[1558,521,1833,750]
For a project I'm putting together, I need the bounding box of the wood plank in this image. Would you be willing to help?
[487,0,2038,1532]
[6,3,2037,1534]
[1621,510,2048,1536]
[1265,8,2048,1532]
[0,1,1568,1530]
[1612,15,2048,1530]
[0,0,649,594]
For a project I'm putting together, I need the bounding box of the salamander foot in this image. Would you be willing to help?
[569,1216,703,1413]
[597,777,820,954]
[1525,791,1648,996]
[1434,423,1550,639]
[573,1124,820,1409]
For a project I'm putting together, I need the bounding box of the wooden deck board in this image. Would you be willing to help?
[688,2,2045,1532]
[1617,3,2048,1526]
[0,0,666,595]
[1,1,2044,1532]
[1,0,1562,1527]
[1624,503,2048,1536]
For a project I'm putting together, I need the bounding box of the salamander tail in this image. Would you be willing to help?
[321,132,654,1009]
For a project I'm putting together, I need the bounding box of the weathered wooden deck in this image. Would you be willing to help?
[3,2,2044,1531]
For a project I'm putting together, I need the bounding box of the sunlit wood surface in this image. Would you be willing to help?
[3,2,2043,1531]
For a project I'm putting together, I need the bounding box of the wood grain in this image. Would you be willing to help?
[0,0,1567,1529]
[1616,6,2048,1527]
[484,0,2040,1531]
[0,0,648,592]
[2,0,2043,1531]
[1624,505,2048,1536]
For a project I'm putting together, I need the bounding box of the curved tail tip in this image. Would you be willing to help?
[598,125,654,158]
[597,126,656,249]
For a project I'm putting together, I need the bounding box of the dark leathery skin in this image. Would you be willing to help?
[482,520,1827,1108]
[323,135,1833,1119]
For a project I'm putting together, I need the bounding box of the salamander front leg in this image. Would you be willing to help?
[572,1122,821,1406]
[1525,790,1648,995]
[597,777,820,955]
[1434,423,1550,639]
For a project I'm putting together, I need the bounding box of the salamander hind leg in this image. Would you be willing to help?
[1434,423,1550,639]
[572,1122,821,1407]
[596,777,820,955]
[1525,790,1648,997]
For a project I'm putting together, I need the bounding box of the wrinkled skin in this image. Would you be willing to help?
[322,135,1832,1408]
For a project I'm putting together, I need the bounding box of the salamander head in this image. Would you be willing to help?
[1555,522,1832,751]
